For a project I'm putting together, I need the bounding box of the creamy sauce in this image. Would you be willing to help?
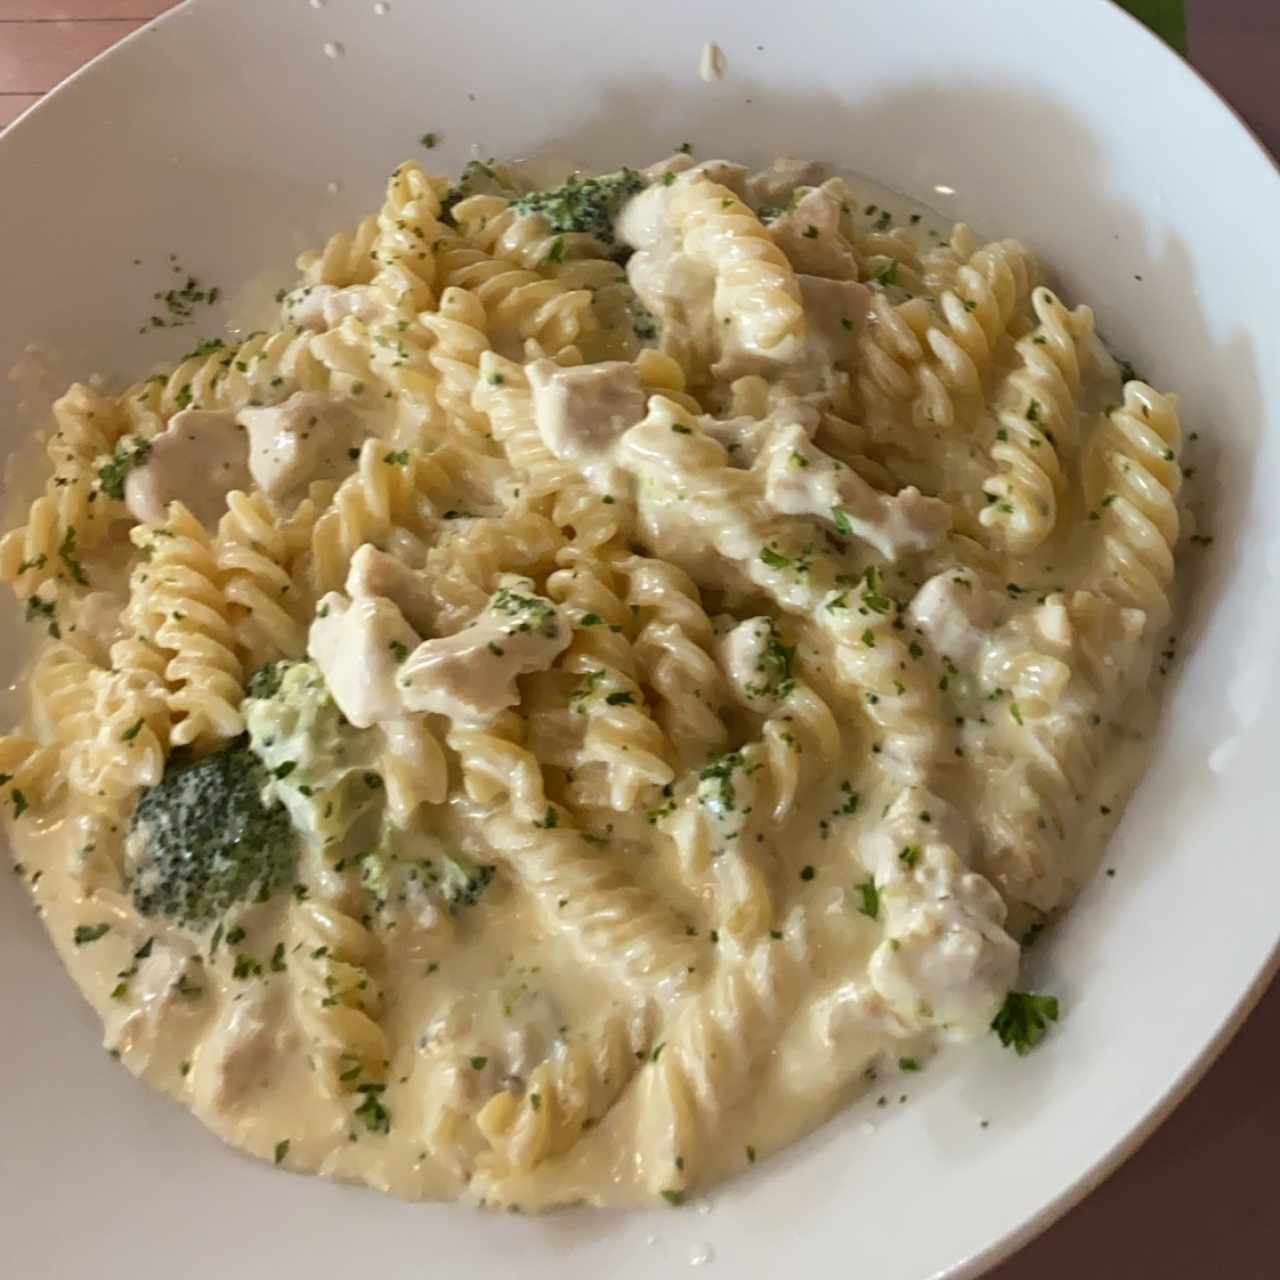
[0,151,1188,1211]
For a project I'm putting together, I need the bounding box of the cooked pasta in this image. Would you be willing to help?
[0,151,1189,1211]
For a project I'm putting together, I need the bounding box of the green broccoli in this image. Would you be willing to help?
[512,168,645,249]
[441,158,521,225]
[126,744,295,926]
[244,659,385,847]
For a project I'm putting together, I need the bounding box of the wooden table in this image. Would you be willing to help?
[1,3,1277,1276]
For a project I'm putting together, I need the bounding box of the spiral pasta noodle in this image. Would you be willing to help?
[436,215,595,359]
[216,490,316,667]
[667,176,806,376]
[622,555,728,768]
[289,896,391,1093]
[476,1013,643,1173]
[546,560,674,811]
[0,733,61,813]
[637,927,804,1195]
[297,215,379,287]
[308,438,467,594]
[1085,381,1183,627]
[980,286,1095,554]
[126,502,244,747]
[484,805,700,995]
[419,286,493,437]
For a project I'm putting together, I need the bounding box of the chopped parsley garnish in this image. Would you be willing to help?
[991,992,1060,1055]
[698,751,746,816]
[25,593,59,638]
[898,845,921,869]
[98,439,152,500]
[353,1084,391,1134]
[856,879,879,919]
[74,923,110,946]
[491,586,559,638]
[274,1139,290,1165]
[874,259,899,287]
[861,566,893,614]
[512,168,645,250]
[58,526,88,585]
[831,506,853,537]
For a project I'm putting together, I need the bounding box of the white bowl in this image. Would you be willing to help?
[2,2,1278,1277]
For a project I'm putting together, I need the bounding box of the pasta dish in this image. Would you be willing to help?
[0,151,1186,1208]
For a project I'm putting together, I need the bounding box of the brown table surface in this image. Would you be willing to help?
[1,3,1277,1276]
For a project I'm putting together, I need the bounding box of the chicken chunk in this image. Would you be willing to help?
[307,590,421,728]
[398,577,570,726]
[345,543,437,635]
[527,358,646,488]
[797,274,869,363]
[619,181,717,375]
[868,841,1019,1039]
[769,182,859,281]
[282,284,388,332]
[746,157,828,209]
[239,391,364,506]
[907,571,1002,669]
[763,421,950,559]
[124,408,250,527]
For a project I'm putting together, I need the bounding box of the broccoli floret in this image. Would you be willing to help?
[441,854,495,911]
[97,437,152,501]
[512,168,645,247]
[244,659,384,847]
[441,158,521,225]
[127,744,295,926]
